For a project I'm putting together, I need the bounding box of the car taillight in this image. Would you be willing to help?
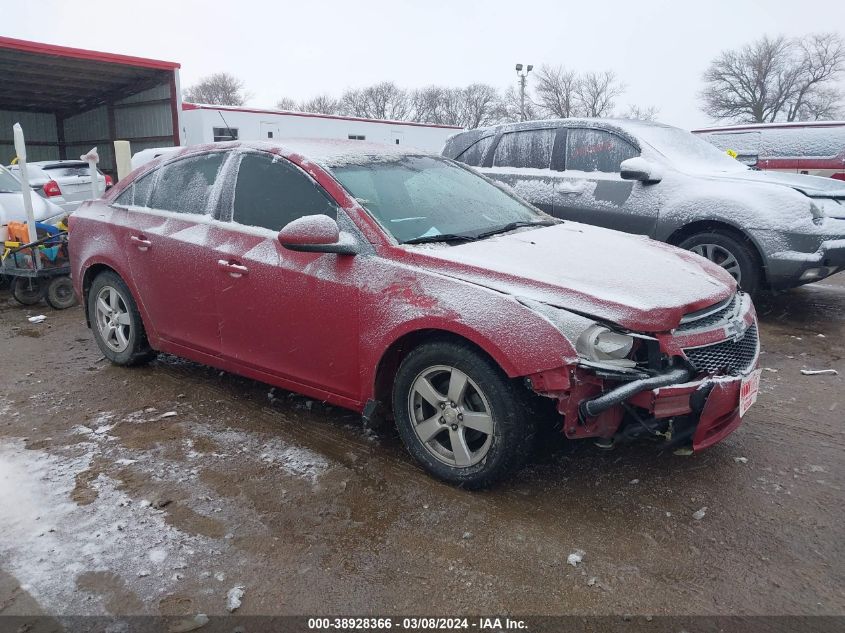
[104,174,113,188]
[832,173,845,181]
[42,180,62,197]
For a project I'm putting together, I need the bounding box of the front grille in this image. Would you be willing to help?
[677,294,739,332]
[683,323,759,375]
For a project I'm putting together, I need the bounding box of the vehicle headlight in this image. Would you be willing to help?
[576,324,635,361]
[517,297,637,367]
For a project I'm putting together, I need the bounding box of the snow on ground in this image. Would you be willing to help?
[0,406,332,614]
[0,438,211,614]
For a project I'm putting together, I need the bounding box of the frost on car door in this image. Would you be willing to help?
[214,152,360,398]
[119,152,228,355]
[483,129,557,213]
[552,128,656,235]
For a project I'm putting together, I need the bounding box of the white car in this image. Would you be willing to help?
[7,160,111,214]
[0,164,65,231]
[130,146,183,170]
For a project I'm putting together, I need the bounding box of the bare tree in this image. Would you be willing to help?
[533,65,580,118]
[623,104,660,121]
[795,85,842,120]
[299,94,342,115]
[700,33,845,122]
[495,85,539,123]
[341,82,411,120]
[275,97,298,111]
[410,86,447,123]
[459,84,501,129]
[184,72,248,106]
[575,71,625,118]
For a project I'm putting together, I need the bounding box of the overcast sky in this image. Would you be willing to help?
[5,0,844,128]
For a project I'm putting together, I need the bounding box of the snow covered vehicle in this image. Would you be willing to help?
[70,140,759,487]
[443,119,845,294]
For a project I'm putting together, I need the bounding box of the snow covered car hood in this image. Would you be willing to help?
[0,191,64,224]
[713,169,845,199]
[407,223,736,333]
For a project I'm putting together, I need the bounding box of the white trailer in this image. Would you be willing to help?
[182,103,461,153]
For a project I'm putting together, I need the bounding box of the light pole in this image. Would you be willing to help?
[515,63,533,121]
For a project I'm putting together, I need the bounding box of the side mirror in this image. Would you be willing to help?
[620,157,662,184]
[278,214,359,255]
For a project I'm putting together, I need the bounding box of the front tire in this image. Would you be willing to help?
[392,340,535,489]
[87,271,155,366]
[679,231,760,294]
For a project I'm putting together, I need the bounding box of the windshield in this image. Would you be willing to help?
[0,165,22,193]
[331,155,545,243]
[636,125,749,174]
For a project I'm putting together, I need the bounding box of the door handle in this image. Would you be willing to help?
[130,234,151,250]
[217,259,249,278]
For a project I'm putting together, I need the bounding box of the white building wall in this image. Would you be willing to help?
[182,106,460,153]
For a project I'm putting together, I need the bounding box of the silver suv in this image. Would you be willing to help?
[443,119,845,293]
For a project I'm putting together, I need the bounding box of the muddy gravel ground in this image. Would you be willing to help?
[0,276,842,621]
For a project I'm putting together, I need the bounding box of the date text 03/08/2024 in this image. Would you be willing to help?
[307,617,528,630]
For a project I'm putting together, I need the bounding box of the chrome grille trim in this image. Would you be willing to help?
[677,294,740,332]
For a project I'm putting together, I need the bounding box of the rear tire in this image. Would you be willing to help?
[45,276,78,310]
[11,277,44,306]
[679,231,760,294]
[87,271,155,366]
[392,340,535,489]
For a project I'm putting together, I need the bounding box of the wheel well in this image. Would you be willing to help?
[667,221,766,285]
[371,329,505,423]
[81,263,118,326]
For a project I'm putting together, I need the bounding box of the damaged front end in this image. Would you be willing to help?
[524,292,760,451]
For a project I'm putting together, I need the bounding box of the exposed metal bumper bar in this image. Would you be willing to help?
[580,366,693,418]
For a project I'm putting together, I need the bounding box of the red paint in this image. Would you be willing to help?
[70,141,757,455]
[182,102,462,130]
[757,157,845,171]
[0,36,180,70]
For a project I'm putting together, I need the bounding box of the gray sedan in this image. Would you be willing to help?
[443,119,845,293]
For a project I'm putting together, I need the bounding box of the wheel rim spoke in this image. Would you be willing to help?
[413,377,444,407]
[449,427,473,467]
[415,415,445,443]
[460,411,493,435]
[115,312,132,326]
[96,285,132,353]
[446,369,469,404]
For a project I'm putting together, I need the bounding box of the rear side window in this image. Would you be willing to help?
[493,129,556,169]
[115,172,157,207]
[148,152,227,215]
[456,136,494,167]
[566,129,639,173]
[231,153,336,231]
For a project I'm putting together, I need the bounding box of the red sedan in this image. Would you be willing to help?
[69,140,761,488]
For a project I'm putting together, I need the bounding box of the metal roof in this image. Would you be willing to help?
[0,36,179,115]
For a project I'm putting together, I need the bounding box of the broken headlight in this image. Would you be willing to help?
[576,325,635,362]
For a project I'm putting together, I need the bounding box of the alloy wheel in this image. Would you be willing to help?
[690,243,742,285]
[95,286,132,353]
[408,365,494,467]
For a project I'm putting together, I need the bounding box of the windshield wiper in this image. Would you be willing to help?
[403,233,478,245]
[473,220,558,240]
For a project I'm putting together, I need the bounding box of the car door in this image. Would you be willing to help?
[213,151,361,399]
[478,128,557,213]
[551,127,655,235]
[118,151,230,356]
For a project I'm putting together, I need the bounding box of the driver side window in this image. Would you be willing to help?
[565,129,639,173]
[231,153,337,231]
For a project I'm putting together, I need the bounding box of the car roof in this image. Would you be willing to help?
[162,139,432,169]
[444,118,664,157]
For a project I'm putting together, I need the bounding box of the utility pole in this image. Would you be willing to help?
[515,63,533,121]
